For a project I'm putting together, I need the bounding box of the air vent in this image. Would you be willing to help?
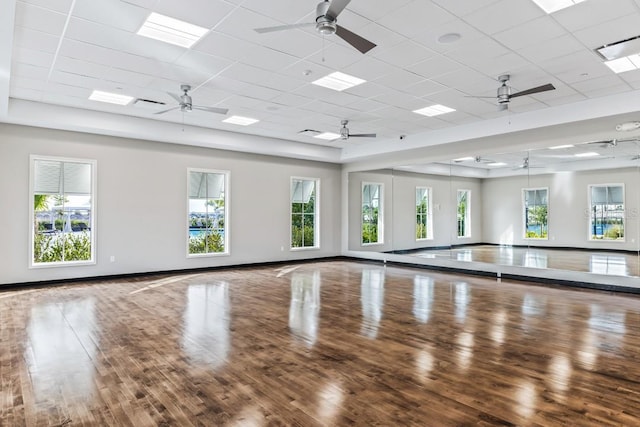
[133,98,166,110]
[298,129,321,136]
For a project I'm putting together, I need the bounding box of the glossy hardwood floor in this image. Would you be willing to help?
[2,261,640,426]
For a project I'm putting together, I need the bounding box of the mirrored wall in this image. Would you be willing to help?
[347,139,640,286]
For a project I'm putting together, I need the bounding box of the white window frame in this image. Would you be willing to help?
[588,184,625,242]
[415,186,433,241]
[187,168,230,257]
[290,177,320,251]
[457,189,471,239]
[522,187,549,240]
[29,155,97,268]
[361,182,384,246]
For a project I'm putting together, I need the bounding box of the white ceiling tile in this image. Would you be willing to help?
[259,73,306,92]
[73,0,148,33]
[517,34,584,63]
[470,52,531,77]
[374,69,425,91]
[581,83,632,99]
[20,0,72,13]
[10,86,43,101]
[377,1,456,38]
[492,16,567,51]
[446,37,510,63]
[464,0,545,35]
[45,82,92,98]
[233,83,281,102]
[59,39,122,66]
[619,68,640,83]
[431,69,498,94]
[126,34,186,63]
[175,51,234,77]
[431,0,502,17]
[49,70,100,89]
[299,100,359,120]
[15,2,67,35]
[402,79,448,97]
[572,13,640,50]
[412,19,485,54]
[239,0,313,24]
[10,75,47,91]
[571,74,629,93]
[345,82,388,99]
[202,76,249,94]
[13,26,60,53]
[373,41,434,68]
[551,0,637,33]
[12,47,54,68]
[372,90,425,110]
[215,94,263,109]
[341,57,397,82]
[346,98,388,113]
[345,22,406,53]
[11,62,48,80]
[406,55,461,79]
[304,43,364,70]
[65,18,134,51]
[118,0,156,8]
[278,60,332,82]
[219,62,273,85]
[258,30,323,58]
[55,56,109,79]
[269,93,313,108]
[212,6,283,44]
[154,0,238,29]
[194,31,257,62]
[347,0,413,21]
[105,67,155,87]
[240,46,299,72]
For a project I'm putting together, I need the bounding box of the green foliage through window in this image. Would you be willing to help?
[291,179,317,248]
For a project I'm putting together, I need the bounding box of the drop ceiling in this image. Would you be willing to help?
[4,0,640,165]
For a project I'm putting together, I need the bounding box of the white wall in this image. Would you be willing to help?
[0,124,342,285]
[482,168,640,251]
[347,170,483,252]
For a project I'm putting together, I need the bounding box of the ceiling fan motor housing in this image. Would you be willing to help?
[497,83,511,104]
[316,1,337,34]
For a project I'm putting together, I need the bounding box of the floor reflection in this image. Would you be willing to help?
[361,269,385,339]
[289,271,320,346]
[413,275,434,323]
[182,281,230,368]
[589,254,628,276]
[454,282,470,323]
[524,250,548,268]
[25,298,98,403]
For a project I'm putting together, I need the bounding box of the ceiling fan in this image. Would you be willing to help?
[154,84,229,115]
[470,75,556,111]
[339,119,376,140]
[254,0,376,54]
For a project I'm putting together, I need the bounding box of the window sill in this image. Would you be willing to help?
[290,246,320,252]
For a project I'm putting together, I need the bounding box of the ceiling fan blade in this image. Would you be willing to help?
[192,106,229,115]
[510,83,555,98]
[326,0,351,20]
[153,106,180,115]
[167,92,182,103]
[254,22,315,34]
[335,25,376,54]
[348,133,377,138]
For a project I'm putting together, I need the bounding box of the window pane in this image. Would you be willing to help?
[32,159,94,265]
[590,185,624,240]
[524,188,548,239]
[291,179,317,249]
[362,184,382,244]
[188,171,227,255]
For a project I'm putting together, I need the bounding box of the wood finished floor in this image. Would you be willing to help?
[410,245,640,277]
[2,261,640,426]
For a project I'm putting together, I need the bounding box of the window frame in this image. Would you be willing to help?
[186,168,230,258]
[456,189,471,239]
[522,187,549,240]
[361,182,384,246]
[415,186,433,241]
[290,176,320,251]
[29,155,97,268]
[587,183,625,242]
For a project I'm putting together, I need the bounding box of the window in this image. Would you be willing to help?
[457,190,471,238]
[188,169,229,255]
[291,178,319,249]
[362,183,383,245]
[589,184,624,241]
[30,156,96,266]
[523,188,548,239]
[416,187,432,240]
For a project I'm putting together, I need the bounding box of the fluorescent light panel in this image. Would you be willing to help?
[487,162,507,167]
[549,144,574,150]
[530,0,585,14]
[454,156,475,162]
[89,90,134,105]
[137,12,208,48]
[223,116,259,126]
[312,72,366,91]
[604,55,640,73]
[413,104,456,117]
[575,152,600,157]
[314,132,341,140]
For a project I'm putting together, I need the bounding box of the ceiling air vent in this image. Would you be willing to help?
[298,129,321,136]
[133,98,166,110]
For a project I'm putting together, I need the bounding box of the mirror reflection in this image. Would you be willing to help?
[348,138,640,281]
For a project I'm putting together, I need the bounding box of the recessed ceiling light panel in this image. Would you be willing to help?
[575,152,600,158]
[89,90,134,105]
[223,116,259,126]
[137,12,208,48]
[530,0,585,14]
[487,162,507,167]
[453,156,475,162]
[314,132,341,140]
[413,104,456,117]
[604,57,637,74]
[312,72,366,92]
[549,144,574,150]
